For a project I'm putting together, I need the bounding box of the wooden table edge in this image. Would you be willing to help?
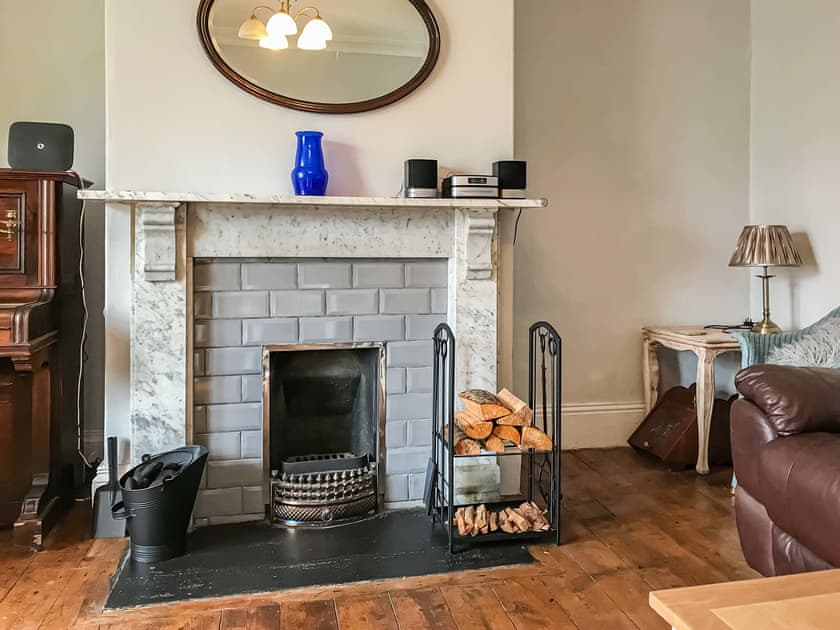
[649,570,840,630]
[649,589,704,630]
[642,327,742,351]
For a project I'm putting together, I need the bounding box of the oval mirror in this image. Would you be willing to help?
[197,0,440,114]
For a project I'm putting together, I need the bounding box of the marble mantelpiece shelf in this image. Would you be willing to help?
[77,190,547,208]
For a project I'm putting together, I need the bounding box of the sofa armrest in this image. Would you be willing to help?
[730,399,779,493]
[735,365,840,436]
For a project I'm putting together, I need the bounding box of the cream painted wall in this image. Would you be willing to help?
[514,0,751,446]
[105,0,512,192]
[750,0,840,328]
[103,0,515,456]
[0,1,106,458]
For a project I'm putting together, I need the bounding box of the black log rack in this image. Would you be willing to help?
[428,322,563,553]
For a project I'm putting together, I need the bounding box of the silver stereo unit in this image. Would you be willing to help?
[406,187,438,199]
[441,175,499,199]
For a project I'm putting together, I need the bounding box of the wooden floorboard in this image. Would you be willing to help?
[0,447,757,629]
[334,594,398,630]
[440,584,516,630]
[389,587,457,630]
[280,600,337,629]
[492,577,577,629]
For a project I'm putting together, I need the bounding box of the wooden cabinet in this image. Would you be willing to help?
[0,169,86,549]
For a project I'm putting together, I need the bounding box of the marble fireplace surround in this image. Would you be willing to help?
[80,192,546,506]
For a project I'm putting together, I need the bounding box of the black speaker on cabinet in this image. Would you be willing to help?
[493,160,527,198]
[404,159,438,198]
[8,122,74,172]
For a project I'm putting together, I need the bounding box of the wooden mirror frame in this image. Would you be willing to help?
[197,0,441,114]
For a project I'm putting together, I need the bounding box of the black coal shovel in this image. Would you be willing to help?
[91,436,126,538]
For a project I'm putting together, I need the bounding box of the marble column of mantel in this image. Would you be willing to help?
[82,192,547,461]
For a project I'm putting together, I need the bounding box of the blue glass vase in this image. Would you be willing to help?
[291,130,328,195]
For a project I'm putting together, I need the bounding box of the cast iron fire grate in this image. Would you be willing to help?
[271,452,377,525]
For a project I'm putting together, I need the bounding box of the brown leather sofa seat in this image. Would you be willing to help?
[758,433,840,566]
[732,365,840,576]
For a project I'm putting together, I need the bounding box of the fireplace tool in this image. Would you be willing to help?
[91,436,126,539]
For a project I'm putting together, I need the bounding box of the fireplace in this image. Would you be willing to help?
[263,343,386,526]
[78,192,543,525]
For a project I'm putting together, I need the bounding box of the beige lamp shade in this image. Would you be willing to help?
[259,34,289,50]
[302,16,333,41]
[728,225,802,268]
[267,10,298,36]
[297,30,328,50]
[238,15,268,40]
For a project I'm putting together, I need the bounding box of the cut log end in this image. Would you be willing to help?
[519,501,550,531]
[492,425,521,446]
[504,507,530,532]
[482,435,505,453]
[459,389,510,421]
[496,413,528,427]
[454,411,494,440]
[521,426,553,451]
[496,388,534,425]
[454,438,481,455]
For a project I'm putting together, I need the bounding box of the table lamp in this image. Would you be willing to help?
[729,225,802,334]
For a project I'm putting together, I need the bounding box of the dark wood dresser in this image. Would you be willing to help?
[0,169,86,549]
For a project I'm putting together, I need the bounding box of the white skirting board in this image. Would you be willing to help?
[535,402,647,449]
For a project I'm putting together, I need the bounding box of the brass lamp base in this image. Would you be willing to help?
[751,268,782,334]
[751,317,781,335]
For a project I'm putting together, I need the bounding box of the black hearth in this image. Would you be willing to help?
[106,509,535,609]
[264,344,385,526]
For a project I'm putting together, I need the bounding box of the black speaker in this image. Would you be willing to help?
[404,159,438,198]
[8,122,74,172]
[493,160,527,198]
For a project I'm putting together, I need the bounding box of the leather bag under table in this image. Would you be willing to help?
[629,385,735,470]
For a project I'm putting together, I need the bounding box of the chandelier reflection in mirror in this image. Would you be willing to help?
[238,1,333,51]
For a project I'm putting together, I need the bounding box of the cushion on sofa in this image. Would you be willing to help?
[757,432,840,567]
[767,317,840,368]
[736,365,840,436]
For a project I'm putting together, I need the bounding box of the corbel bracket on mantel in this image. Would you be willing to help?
[464,209,497,280]
[138,203,182,282]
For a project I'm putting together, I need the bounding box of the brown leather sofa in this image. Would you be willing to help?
[731,364,840,576]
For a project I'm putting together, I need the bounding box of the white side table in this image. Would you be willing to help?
[642,326,741,474]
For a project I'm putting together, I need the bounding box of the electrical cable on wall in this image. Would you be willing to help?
[67,170,95,473]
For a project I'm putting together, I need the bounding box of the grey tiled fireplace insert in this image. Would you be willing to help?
[191,259,447,525]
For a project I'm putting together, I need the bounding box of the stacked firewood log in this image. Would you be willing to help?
[453,388,553,455]
[452,502,550,536]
